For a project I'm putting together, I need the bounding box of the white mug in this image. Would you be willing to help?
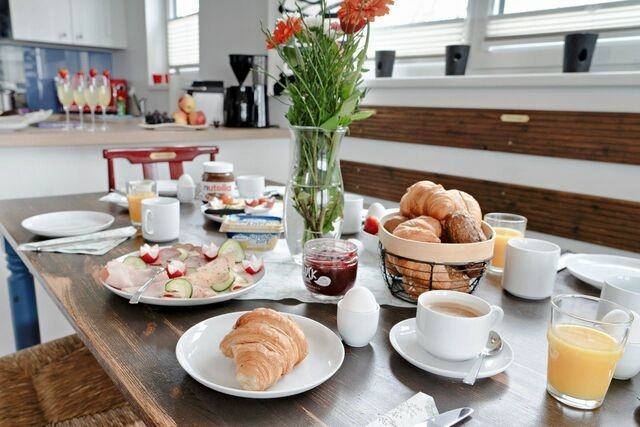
[502,238,561,300]
[416,290,504,361]
[236,175,265,199]
[142,197,180,242]
[601,275,640,343]
[342,193,363,234]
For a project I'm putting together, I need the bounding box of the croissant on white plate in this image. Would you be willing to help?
[219,308,309,391]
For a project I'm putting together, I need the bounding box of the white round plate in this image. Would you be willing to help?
[389,318,513,380]
[138,122,209,130]
[101,248,264,306]
[566,254,640,289]
[176,311,345,398]
[21,211,115,237]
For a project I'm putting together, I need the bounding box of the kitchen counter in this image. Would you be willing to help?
[0,116,288,148]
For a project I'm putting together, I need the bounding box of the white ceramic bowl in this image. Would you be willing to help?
[359,231,379,255]
[614,341,640,380]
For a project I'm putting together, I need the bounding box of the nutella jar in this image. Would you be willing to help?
[201,161,235,202]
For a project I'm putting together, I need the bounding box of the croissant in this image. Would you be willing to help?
[399,181,457,220]
[219,308,309,391]
[393,216,442,243]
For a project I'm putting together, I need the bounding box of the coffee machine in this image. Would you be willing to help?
[224,54,269,128]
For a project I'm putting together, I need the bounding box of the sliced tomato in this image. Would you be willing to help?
[242,254,264,275]
[139,243,160,263]
[166,259,186,278]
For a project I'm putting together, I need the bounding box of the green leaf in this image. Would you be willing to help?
[350,110,375,121]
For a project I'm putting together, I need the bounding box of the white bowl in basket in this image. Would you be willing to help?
[378,210,495,264]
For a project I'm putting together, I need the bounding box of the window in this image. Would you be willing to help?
[369,1,468,57]
[167,0,199,69]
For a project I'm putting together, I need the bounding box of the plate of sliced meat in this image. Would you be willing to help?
[99,241,264,306]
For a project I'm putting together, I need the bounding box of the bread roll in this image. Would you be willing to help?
[399,263,471,300]
[443,212,486,244]
[393,216,441,243]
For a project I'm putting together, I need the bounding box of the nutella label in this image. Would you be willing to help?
[201,181,235,200]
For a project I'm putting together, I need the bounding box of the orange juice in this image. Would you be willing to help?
[491,227,523,269]
[127,192,156,225]
[547,324,622,401]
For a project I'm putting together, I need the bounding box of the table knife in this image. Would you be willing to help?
[413,407,473,427]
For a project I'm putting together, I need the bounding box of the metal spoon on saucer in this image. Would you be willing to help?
[462,331,503,385]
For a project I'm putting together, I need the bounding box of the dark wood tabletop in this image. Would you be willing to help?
[1,193,638,427]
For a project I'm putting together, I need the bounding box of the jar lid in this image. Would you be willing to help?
[203,161,233,173]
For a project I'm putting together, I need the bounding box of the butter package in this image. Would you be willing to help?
[220,215,283,251]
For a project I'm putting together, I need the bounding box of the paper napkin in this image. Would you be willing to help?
[366,392,438,427]
[19,226,137,255]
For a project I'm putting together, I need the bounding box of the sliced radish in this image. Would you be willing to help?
[203,242,219,260]
[139,243,160,263]
[166,259,186,278]
[242,254,264,275]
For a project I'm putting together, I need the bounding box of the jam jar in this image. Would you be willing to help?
[201,161,235,202]
[302,238,358,300]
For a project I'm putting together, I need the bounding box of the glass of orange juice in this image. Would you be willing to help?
[484,212,527,274]
[547,295,632,410]
[126,180,157,226]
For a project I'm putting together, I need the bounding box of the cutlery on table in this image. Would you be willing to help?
[462,331,503,385]
[129,268,164,304]
[413,407,474,427]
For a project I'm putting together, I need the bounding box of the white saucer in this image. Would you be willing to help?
[389,318,514,380]
[21,211,115,238]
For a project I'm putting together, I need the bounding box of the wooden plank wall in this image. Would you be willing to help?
[341,105,640,252]
[349,106,640,165]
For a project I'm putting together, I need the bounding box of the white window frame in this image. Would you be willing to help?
[373,0,640,78]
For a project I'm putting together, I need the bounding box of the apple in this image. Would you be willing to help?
[178,94,196,114]
[173,111,188,125]
[188,110,207,126]
[363,216,380,235]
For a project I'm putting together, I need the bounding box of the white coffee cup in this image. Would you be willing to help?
[502,238,561,300]
[142,197,180,242]
[342,193,364,234]
[416,290,504,361]
[601,275,640,343]
[236,175,265,199]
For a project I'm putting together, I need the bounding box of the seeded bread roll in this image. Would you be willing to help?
[443,212,486,244]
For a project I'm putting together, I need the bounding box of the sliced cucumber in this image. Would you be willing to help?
[211,269,235,292]
[186,267,198,276]
[164,278,193,298]
[123,256,147,269]
[177,247,200,260]
[218,239,245,263]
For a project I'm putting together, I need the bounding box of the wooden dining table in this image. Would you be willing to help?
[1,192,638,426]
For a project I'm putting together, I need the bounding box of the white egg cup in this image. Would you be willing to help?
[614,341,640,380]
[337,299,380,347]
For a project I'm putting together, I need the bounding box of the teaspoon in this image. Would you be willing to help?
[462,331,503,385]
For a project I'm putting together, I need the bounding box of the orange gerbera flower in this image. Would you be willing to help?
[267,17,303,49]
[338,0,394,33]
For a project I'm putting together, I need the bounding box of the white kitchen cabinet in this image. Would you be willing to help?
[9,0,126,49]
[9,0,73,44]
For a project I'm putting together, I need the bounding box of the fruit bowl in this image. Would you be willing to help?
[378,210,495,302]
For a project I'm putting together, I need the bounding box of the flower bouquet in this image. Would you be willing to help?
[266,0,394,260]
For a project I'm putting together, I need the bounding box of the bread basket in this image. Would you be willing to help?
[378,210,495,303]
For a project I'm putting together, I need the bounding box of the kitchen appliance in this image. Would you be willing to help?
[187,81,224,126]
[252,55,269,128]
[224,54,255,127]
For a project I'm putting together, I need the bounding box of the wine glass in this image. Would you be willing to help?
[54,75,73,131]
[71,73,85,131]
[84,75,99,132]
[96,75,111,131]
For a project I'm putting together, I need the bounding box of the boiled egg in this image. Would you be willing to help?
[341,286,378,313]
[367,202,386,220]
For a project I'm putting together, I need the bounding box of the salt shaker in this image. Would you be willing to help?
[337,286,380,347]
[177,174,196,203]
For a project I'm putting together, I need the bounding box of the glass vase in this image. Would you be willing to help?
[284,126,346,263]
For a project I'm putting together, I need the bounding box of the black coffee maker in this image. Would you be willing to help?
[224,54,255,127]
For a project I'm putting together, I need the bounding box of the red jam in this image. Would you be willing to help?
[302,239,358,298]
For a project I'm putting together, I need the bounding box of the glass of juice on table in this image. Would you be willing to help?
[483,212,527,274]
[547,295,632,410]
[126,180,157,226]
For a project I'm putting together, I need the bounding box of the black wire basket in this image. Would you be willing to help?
[378,243,489,304]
